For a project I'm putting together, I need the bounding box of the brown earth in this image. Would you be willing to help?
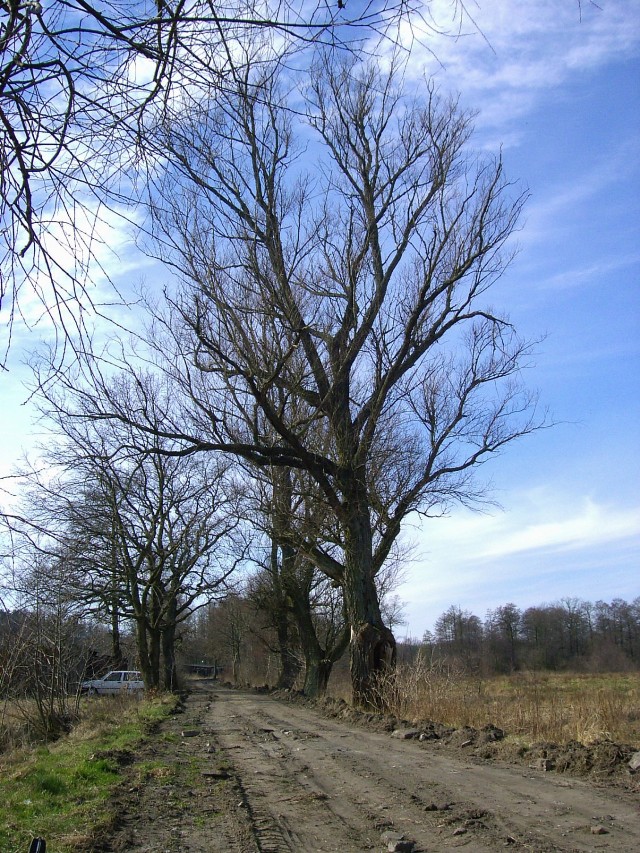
[102,680,640,852]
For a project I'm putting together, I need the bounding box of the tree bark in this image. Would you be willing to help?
[269,537,301,689]
[303,655,333,697]
[274,607,300,688]
[136,617,157,689]
[110,598,124,669]
[149,626,161,687]
[341,481,396,708]
[161,622,179,691]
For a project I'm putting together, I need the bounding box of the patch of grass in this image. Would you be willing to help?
[0,693,180,853]
[160,731,181,744]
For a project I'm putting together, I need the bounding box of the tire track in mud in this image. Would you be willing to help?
[207,701,377,851]
[205,688,640,853]
[206,691,510,851]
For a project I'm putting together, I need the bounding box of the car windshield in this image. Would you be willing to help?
[104,672,121,681]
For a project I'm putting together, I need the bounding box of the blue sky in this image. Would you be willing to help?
[1,1,639,636]
[392,0,640,636]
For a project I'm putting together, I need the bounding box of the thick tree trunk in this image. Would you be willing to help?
[275,627,300,689]
[294,591,350,698]
[295,592,331,698]
[149,626,161,686]
[349,620,396,708]
[342,489,396,708]
[271,539,300,689]
[273,595,300,689]
[136,618,157,688]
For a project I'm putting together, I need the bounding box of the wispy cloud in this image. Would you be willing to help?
[513,136,640,257]
[396,0,640,129]
[478,499,640,559]
[399,488,640,633]
[414,488,640,567]
[534,252,640,291]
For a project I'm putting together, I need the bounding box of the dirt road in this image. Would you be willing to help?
[108,682,639,852]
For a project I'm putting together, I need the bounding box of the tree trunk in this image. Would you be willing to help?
[136,618,157,688]
[342,492,396,708]
[161,622,179,691]
[275,621,300,689]
[295,598,330,698]
[303,654,333,697]
[292,587,350,698]
[149,626,161,686]
[349,620,396,708]
[110,599,124,668]
[271,539,300,689]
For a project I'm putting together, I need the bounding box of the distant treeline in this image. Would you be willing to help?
[410,597,640,674]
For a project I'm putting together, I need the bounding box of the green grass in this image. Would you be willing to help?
[0,693,180,853]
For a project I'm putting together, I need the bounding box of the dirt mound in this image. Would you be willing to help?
[270,688,636,786]
[521,739,637,778]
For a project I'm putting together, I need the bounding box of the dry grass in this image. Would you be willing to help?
[0,698,65,753]
[361,658,640,746]
[0,691,146,756]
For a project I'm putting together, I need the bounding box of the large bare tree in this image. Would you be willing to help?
[42,55,542,705]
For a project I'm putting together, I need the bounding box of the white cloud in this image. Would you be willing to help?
[398,488,640,634]
[478,499,640,559]
[413,488,640,568]
[393,0,640,130]
[12,202,154,335]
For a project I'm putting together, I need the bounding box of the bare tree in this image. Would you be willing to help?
[45,55,542,705]
[485,603,522,672]
[0,550,92,740]
[242,460,350,694]
[3,371,247,689]
[434,604,483,670]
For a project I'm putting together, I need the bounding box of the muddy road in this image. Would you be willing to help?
[108,682,639,852]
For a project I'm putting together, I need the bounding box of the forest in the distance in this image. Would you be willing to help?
[181,594,640,686]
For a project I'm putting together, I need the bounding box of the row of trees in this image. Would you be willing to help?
[172,595,640,687]
[425,598,640,673]
[3,17,547,706]
[1,376,407,700]
[1,384,247,692]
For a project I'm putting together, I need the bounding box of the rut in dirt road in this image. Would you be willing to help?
[202,687,639,853]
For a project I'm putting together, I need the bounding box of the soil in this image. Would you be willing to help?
[101,680,640,852]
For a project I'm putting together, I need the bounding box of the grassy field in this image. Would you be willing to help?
[372,665,640,746]
[0,692,180,853]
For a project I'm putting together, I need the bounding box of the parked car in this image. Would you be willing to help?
[81,670,145,695]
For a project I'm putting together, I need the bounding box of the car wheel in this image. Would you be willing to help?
[87,687,97,696]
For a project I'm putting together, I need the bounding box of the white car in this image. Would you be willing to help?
[81,670,145,695]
